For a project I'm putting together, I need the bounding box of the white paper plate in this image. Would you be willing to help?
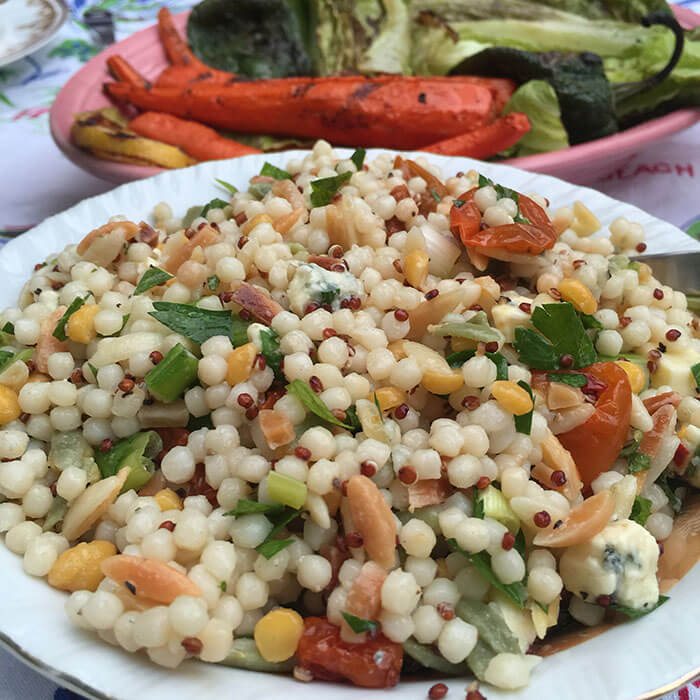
[0,0,69,68]
[0,150,698,700]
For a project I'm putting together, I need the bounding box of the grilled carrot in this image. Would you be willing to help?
[422,112,531,158]
[153,61,513,107]
[157,7,208,69]
[155,64,232,87]
[105,77,497,150]
[129,111,260,161]
[107,55,151,88]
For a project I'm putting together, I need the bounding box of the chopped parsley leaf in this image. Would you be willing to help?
[547,373,587,387]
[513,302,597,370]
[350,147,366,171]
[310,172,352,208]
[341,612,379,634]
[261,162,292,180]
[215,178,237,194]
[133,267,173,296]
[53,296,88,341]
[691,361,700,389]
[610,595,669,619]
[630,496,652,526]
[256,539,294,559]
[201,198,229,217]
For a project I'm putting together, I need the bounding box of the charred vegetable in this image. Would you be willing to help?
[71,108,195,168]
[187,0,313,77]
[449,12,685,144]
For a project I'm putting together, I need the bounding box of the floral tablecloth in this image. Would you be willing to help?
[0,0,700,698]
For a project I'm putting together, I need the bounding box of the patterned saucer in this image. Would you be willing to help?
[0,0,69,68]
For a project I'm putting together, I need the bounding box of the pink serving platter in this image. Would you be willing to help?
[50,9,700,186]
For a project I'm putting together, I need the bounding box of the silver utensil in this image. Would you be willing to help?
[631,251,700,298]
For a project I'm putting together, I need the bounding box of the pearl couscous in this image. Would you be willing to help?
[0,143,698,693]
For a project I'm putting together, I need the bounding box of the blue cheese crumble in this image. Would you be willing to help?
[559,519,660,610]
[287,263,362,315]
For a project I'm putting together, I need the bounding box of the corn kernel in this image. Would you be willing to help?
[571,201,601,237]
[66,303,100,344]
[405,249,429,289]
[615,360,645,394]
[371,386,406,412]
[557,278,597,315]
[491,380,533,416]
[48,540,117,592]
[226,343,257,386]
[242,214,274,236]
[0,385,21,424]
[154,488,183,511]
[421,369,464,395]
[254,608,304,662]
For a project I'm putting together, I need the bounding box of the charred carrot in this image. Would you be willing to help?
[157,7,207,69]
[107,55,151,88]
[155,64,233,87]
[105,77,497,150]
[153,61,513,104]
[129,111,261,161]
[421,112,531,158]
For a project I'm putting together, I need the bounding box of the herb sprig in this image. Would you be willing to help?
[514,302,597,370]
[149,302,235,345]
[53,296,88,341]
[287,379,352,429]
[448,539,527,608]
[133,267,173,296]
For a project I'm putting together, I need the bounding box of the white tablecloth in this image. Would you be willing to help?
[0,0,699,698]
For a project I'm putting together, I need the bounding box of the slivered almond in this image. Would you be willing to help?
[407,288,463,340]
[540,429,583,503]
[36,307,68,373]
[77,221,139,255]
[642,391,681,415]
[274,207,305,235]
[231,282,283,325]
[547,382,583,410]
[62,467,129,541]
[408,478,453,511]
[346,475,396,570]
[163,224,219,274]
[272,179,305,210]
[101,554,201,604]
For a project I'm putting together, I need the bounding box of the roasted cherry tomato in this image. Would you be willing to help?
[296,617,402,688]
[557,362,632,489]
[450,187,557,255]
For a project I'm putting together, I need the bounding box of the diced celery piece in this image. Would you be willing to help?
[402,638,465,675]
[145,343,198,403]
[95,431,162,493]
[475,484,520,533]
[267,471,307,510]
[456,599,521,655]
[219,638,295,672]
